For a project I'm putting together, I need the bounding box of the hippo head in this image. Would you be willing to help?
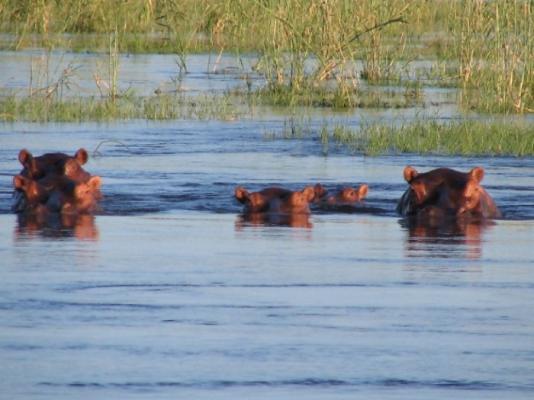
[457,167,486,216]
[235,186,269,213]
[403,166,450,206]
[12,175,49,212]
[63,176,102,214]
[18,148,89,179]
[335,184,369,204]
[286,186,316,212]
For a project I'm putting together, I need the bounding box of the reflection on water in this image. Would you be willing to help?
[14,213,99,241]
[400,217,494,260]
[1,213,534,400]
[235,212,313,229]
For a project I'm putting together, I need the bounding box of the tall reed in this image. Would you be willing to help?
[445,0,533,113]
[1,0,532,113]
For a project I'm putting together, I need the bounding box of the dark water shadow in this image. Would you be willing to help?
[14,213,99,241]
[399,216,495,260]
[235,212,313,229]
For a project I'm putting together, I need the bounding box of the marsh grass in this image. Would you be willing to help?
[317,120,534,157]
[1,0,532,113]
[0,93,240,122]
[249,84,423,109]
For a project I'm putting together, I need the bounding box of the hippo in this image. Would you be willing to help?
[314,184,369,209]
[234,186,316,214]
[12,148,101,215]
[397,166,501,219]
[18,148,89,180]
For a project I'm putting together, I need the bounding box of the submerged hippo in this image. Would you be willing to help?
[313,183,369,210]
[12,148,102,215]
[397,166,501,219]
[234,186,316,214]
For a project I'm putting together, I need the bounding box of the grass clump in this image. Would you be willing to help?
[0,94,240,122]
[317,120,534,157]
[441,1,533,113]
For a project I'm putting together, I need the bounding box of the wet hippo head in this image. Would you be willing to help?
[285,186,316,213]
[73,176,102,212]
[403,166,432,205]
[63,158,91,182]
[55,176,102,214]
[399,166,500,219]
[235,186,270,213]
[328,184,369,205]
[18,148,89,179]
[457,167,501,218]
[12,175,49,211]
[457,167,485,215]
[235,186,315,214]
[402,166,467,206]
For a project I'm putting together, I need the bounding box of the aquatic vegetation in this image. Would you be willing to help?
[248,84,423,109]
[0,0,532,113]
[294,120,534,157]
[0,94,240,122]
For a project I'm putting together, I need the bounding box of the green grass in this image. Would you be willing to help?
[317,120,534,157]
[0,94,240,122]
[1,0,532,113]
[247,83,423,109]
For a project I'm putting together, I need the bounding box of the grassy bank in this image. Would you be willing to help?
[1,1,532,113]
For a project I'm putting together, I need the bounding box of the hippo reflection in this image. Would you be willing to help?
[400,217,494,259]
[15,212,99,240]
[235,212,312,229]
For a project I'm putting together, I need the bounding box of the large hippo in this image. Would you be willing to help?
[397,166,501,219]
[12,148,102,215]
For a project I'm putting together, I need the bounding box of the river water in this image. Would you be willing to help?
[1,52,534,399]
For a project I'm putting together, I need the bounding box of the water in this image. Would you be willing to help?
[1,52,534,399]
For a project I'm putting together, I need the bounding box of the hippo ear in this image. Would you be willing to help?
[18,149,33,166]
[13,175,28,190]
[469,167,484,183]
[301,186,316,202]
[403,166,418,183]
[234,186,249,204]
[87,176,102,190]
[357,184,369,199]
[75,148,89,165]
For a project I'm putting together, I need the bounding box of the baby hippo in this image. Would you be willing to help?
[314,184,369,208]
[235,186,316,214]
[397,166,501,219]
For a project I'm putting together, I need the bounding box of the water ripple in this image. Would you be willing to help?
[37,378,534,391]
